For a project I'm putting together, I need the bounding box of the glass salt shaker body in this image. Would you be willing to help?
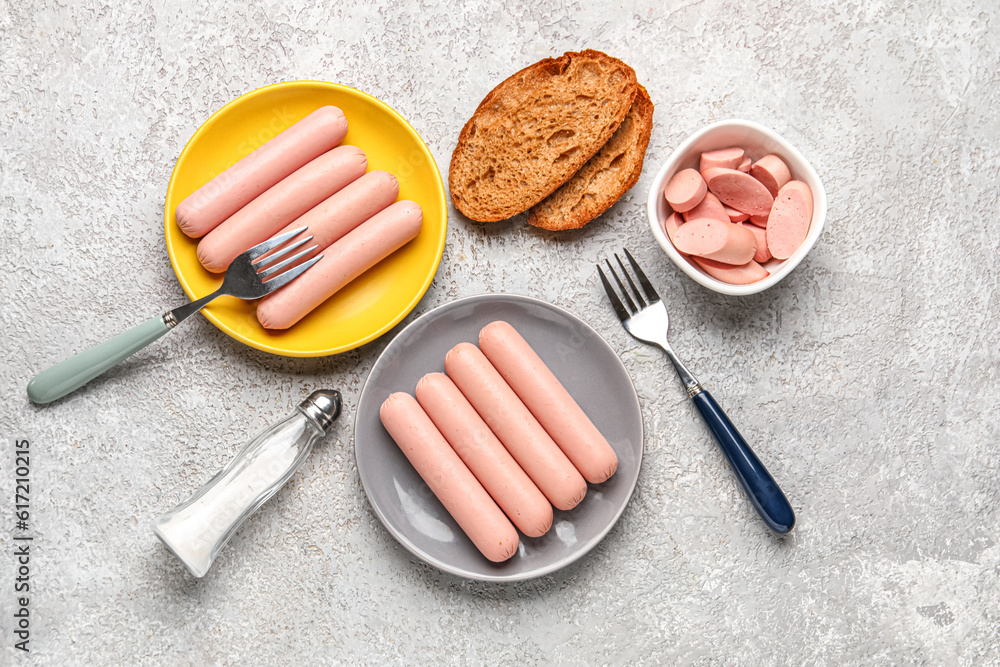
[151,390,341,577]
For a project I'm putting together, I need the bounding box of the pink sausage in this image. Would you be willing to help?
[723,204,749,223]
[416,372,553,537]
[749,154,791,198]
[672,218,757,265]
[445,343,587,511]
[767,181,813,260]
[176,106,348,238]
[702,167,774,216]
[683,192,728,223]
[258,170,399,267]
[699,147,744,172]
[663,211,685,249]
[737,156,752,173]
[197,146,368,273]
[692,257,770,285]
[663,168,707,213]
[379,392,518,562]
[256,200,422,329]
[478,321,619,484]
[745,223,771,263]
[750,212,769,227]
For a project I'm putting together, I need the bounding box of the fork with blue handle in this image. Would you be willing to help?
[598,249,795,534]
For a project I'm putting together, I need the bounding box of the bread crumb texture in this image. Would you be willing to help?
[529,84,653,230]
[449,50,638,222]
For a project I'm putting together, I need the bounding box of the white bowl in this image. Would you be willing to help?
[646,119,827,296]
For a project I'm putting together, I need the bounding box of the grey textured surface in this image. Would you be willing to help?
[1,0,998,664]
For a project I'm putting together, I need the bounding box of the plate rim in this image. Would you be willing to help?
[162,79,448,357]
[354,292,645,582]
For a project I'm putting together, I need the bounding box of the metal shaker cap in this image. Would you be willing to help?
[299,389,342,433]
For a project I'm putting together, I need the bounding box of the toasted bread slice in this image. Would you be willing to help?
[449,50,638,222]
[528,85,653,231]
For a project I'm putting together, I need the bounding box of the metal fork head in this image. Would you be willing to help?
[597,248,671,345]
[222,226,322,299]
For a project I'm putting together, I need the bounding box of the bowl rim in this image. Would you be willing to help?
[646,118,827,296]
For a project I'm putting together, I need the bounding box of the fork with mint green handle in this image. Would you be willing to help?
[27,226,321,405]
[598,248,795,534]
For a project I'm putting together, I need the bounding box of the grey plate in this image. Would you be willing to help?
[354,293,644,581]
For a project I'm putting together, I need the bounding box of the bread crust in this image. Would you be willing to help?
[528,85,654,231]
[449,50,638,222]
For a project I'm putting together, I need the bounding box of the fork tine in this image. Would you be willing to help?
[623,248,661,303]
[245,226,309,261]
[253,232,314,268]
[597,266,630,323]
[614,253,646,309]
[260,254,322,292]
[257,245,319,279]
[605,259,637,313]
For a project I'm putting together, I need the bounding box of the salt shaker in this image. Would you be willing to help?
[151,389,341,577]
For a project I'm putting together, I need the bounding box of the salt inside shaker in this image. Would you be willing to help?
[151,389,341,577]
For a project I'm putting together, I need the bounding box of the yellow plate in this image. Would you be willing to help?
[163,80,447,357]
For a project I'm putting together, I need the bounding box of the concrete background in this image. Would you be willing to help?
[2,0,998,664]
